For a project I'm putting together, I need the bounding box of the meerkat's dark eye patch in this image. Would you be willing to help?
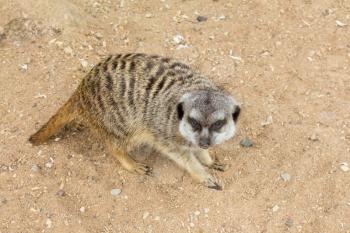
[232,106,241,123]
[188,117,202,131]
[210,119,226,131]
[177,102,184,120]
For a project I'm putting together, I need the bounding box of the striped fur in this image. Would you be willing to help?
[29,53,231,189]
[76,53,218,145]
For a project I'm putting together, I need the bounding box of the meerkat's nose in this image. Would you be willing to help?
[199,137,210,149]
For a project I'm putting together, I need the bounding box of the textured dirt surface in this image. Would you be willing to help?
[1,1,350,232]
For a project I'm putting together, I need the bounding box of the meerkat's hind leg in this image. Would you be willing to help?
[195,149,229,172]
[105,139,152,175]
[162,148,222,190]
[112,148,152,175]
[82,117,153,175]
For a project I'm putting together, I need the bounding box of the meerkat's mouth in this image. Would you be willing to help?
[199,144,210,149]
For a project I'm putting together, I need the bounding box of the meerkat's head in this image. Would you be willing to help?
[177,90,240,149]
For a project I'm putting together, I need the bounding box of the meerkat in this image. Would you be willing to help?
[29,53,241,190]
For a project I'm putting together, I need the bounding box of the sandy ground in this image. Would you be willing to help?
[1,0,350,232]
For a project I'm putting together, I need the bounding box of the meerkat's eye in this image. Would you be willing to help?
[210,119,226,131]
[188,117,202,131]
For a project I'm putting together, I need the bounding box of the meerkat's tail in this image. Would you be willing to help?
[29,93,81,146]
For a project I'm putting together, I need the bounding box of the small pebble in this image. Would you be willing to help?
[111,188,122,196]
[173,34,185,45]
[80,59,88,69]
[94,32,103,39]
[145,13,152,18]
[143,211,150,220]
[229,55,242,62]
[176,44,188,50]
[272,205,279,212]
[45,157,54,168]
[275,41,282,46]
[196,15,208,22]
[336,20,347,27]
[281,173,291,182]
[49,38,56,44]
[0,196,7,205]
[322,9,331,16]
[31,164,40,172]
[80,207,85,213]
[240,138,253,147]
[340,162,349,172]
[203,208,209,214]
[285,217,293,227]
[154,216,160,221]
[56,189,66,197]
[19,64,28,72]
[30,207,38,212]
[64,46,73,56]
[194,211,200,216]
[54,137,60,142]
[261,115,273,126]
[309,133,318,141]
[46,218,52,228]
[55,41,63,47]
[35,93,47,99]
[217,15,226,20]
[189,222,195,227]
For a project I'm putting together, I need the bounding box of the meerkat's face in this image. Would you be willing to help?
[177,90,240,149]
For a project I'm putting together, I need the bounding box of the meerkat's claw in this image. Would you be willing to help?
[202,176,222,190]
[134,163,152,175]
[144,166,153,176]
[208,182,222,190]
[211,161,229,172]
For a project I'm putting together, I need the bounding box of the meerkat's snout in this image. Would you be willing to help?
[198,128,211,149]
[178,90,241,149]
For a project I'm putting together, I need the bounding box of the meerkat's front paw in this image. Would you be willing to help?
[202,176,222,190]
[133,162,153,175]
[211,161,229,172]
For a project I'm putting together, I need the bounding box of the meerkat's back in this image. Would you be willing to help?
[77,54,218,141]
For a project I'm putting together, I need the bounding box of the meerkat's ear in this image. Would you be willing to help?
[232,105,241,123]
[178,92,193,120]
[177,102,184,120]
[228,95,240,123]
